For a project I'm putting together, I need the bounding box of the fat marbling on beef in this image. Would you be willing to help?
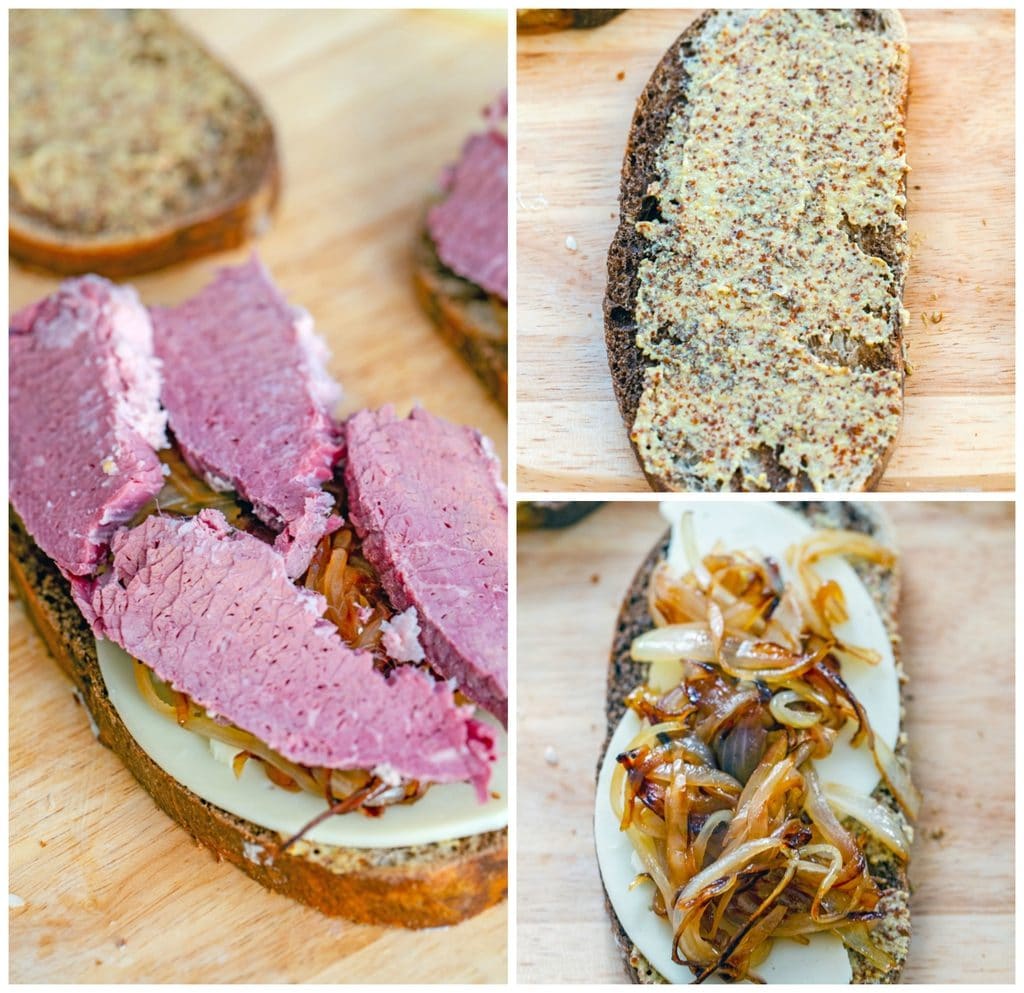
[343,406,508,726]
[9,276,167,576]
[150,257,343,578]
[76,509,496,798]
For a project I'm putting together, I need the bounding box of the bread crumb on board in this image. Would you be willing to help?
[565,235,578,252]
[544,746,559,766]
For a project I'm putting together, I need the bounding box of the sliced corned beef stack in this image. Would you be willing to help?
[74,510,496,798]
[12,264,505,800]
[344,406,509,726]
[150,257,343,578]
[9,275,167,576]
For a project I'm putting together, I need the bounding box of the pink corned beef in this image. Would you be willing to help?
[427,92,508,301]
[9,276,167,576]
[343,407,508,726]
[76,510,496,798]
[150,258,343,578]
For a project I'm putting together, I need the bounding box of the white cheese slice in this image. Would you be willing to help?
[594,501,900,984]
[97,638,507,849]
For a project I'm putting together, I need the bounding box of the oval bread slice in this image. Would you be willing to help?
[10,10,279,277]
[604,10,910,492]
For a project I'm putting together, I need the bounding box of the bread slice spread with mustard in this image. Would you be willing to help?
[605,10,911,492]
[10,10,279,276]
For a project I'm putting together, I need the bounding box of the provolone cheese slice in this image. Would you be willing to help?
[594,502,899,983]
[98,639,507,850]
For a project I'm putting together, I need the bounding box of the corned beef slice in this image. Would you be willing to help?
[79,510,496,798]
[9,276,167,577]
[150,258,342,578]
[427,92,508,301]
[344,407,509,726]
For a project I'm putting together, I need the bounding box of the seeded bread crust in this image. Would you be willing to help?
[603,10,910,492]
[9,511,507,929]
[10,11,280,278]
[600,502,912,983]
[414,227,508,410]
[517,10,624,33]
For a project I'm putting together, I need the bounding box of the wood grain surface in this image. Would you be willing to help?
[9,10,507,983]
[516,9,1015,493]
[517,500,1014,982]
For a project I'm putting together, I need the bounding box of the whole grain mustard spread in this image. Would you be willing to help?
[10,10,269,237]
[631,9,909,491]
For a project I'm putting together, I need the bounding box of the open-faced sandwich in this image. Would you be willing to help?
[596,502,918,982]
[9,258,507,928]
[414,91,508,409]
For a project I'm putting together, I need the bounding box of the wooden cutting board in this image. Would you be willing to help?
[517,501,1014,982]
[516,9,1015,492]
[9,10,507,983]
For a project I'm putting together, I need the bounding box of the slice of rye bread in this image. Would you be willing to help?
[600,502,913,983]
[414,227,508,410]
[604,10,910,493]
[10,10,279,278]
[517,501,605,530]
[9,511,507,929]
[517,10,624,33]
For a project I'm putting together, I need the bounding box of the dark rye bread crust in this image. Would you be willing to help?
[9,512,506,929]
[517,501,604,530]
[517,10,624,33]
[600,502,912,982]
[10,12,280,278]
[414,228,508,410]
[604,10,909,492]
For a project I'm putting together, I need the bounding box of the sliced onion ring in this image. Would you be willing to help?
[823,782,910,860]
[871,734,922,820]
[769,689,821,728]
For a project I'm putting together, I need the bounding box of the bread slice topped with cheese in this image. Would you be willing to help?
[10,10,279,276]
[596,502,918,982]
[604,10,910,492]
[414,92,508,409]
[8,261,508,928]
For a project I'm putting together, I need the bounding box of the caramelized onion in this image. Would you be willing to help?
[871,734,922,821]
[679,512,712,590]
[769,689,821,728]
[823,782,910,860]
[715,718,766,784]
[615,519,916,982]
[631,626,823,684]
[835,921,896,972]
